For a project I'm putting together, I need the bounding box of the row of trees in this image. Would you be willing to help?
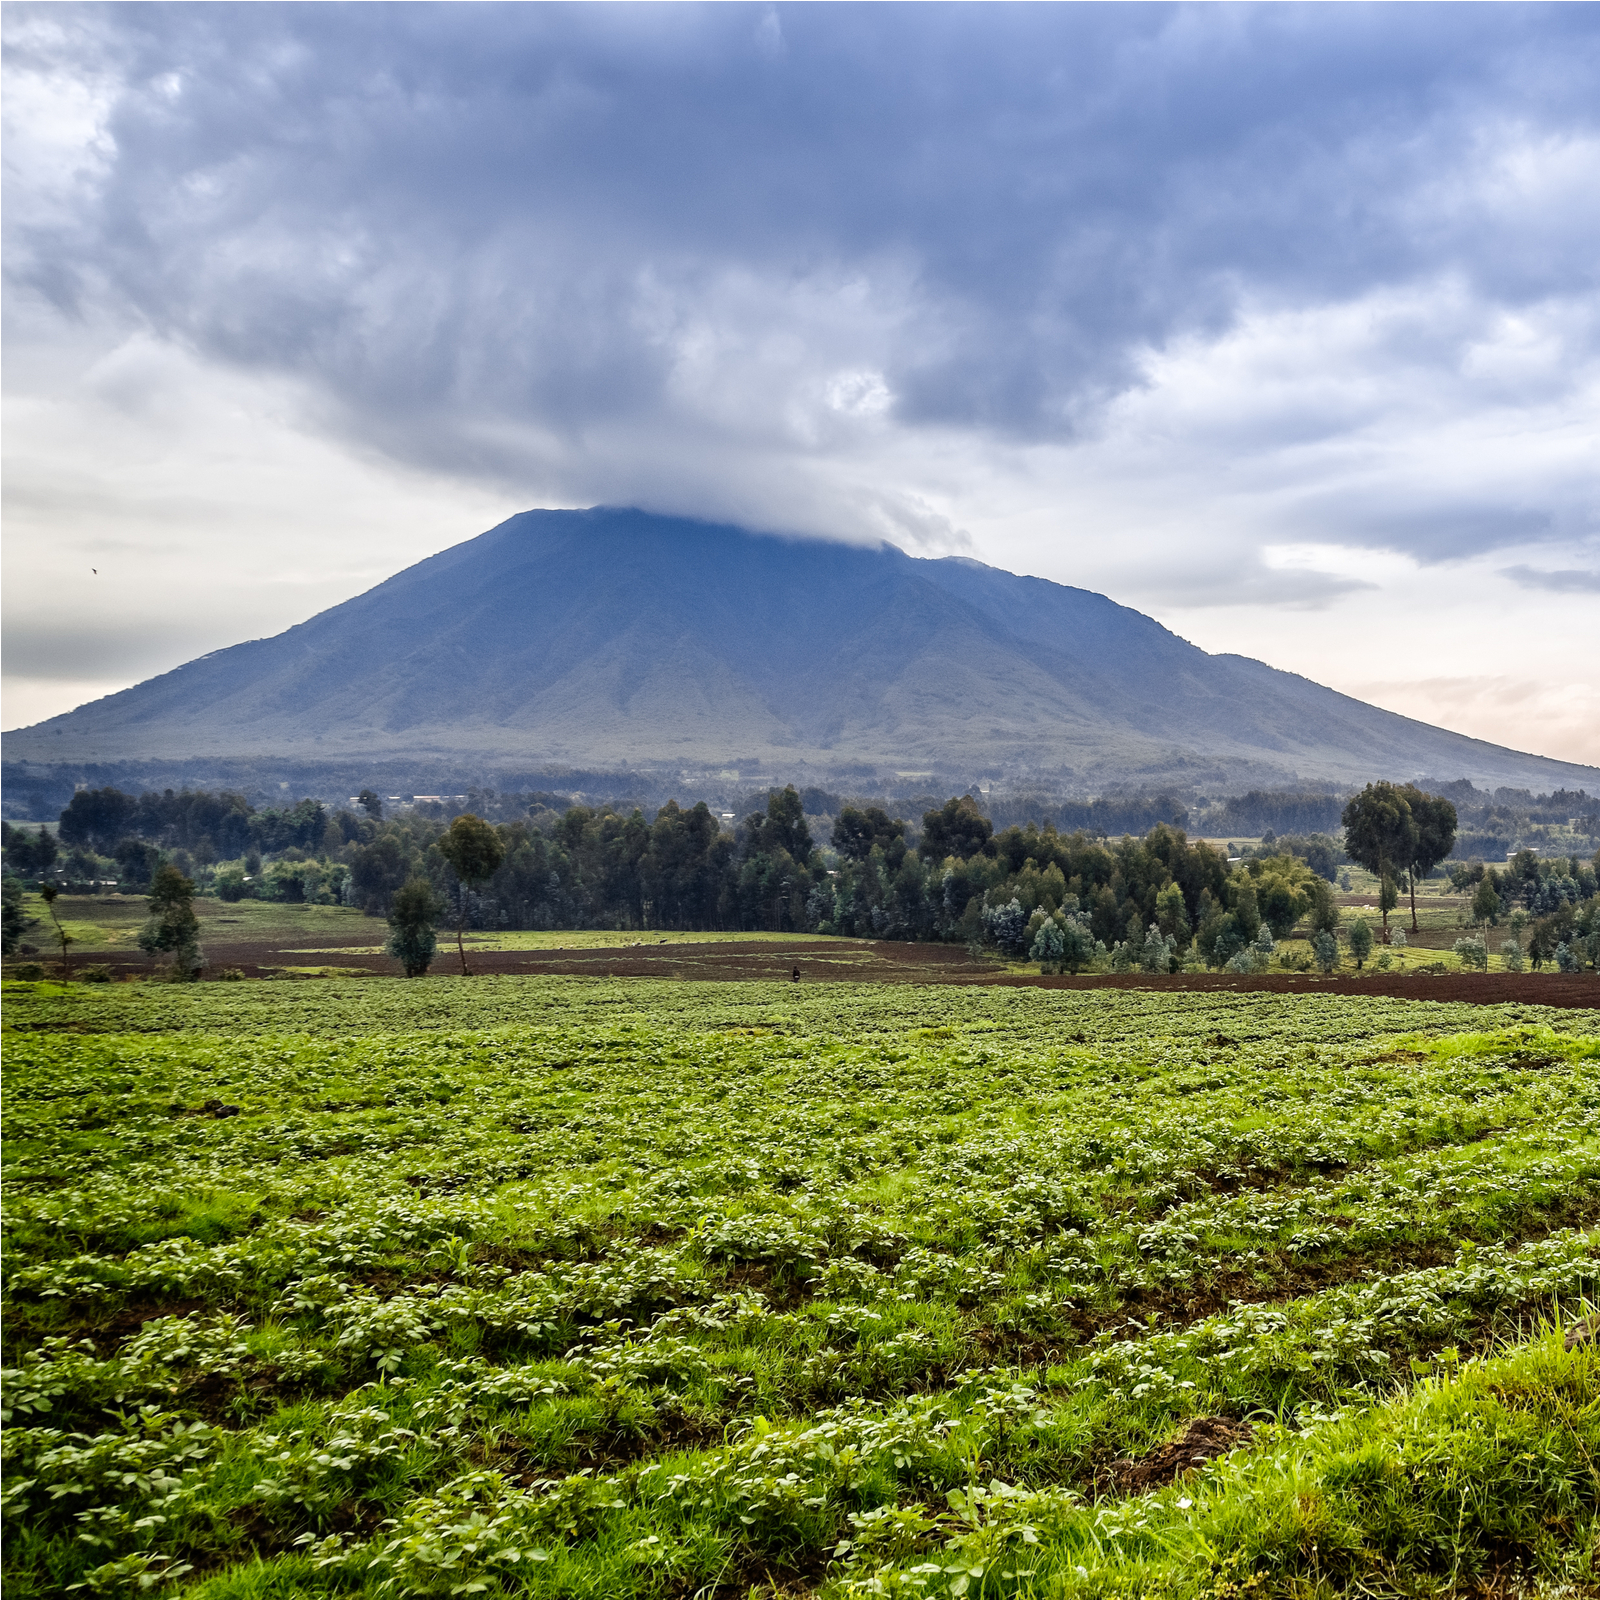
[10,778,1598,975]
[57,786,333,859]
[371,792,1345,976]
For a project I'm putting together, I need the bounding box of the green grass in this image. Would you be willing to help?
[15,892,375,951]
[3,980,1597,1597]
[296,928,850,955]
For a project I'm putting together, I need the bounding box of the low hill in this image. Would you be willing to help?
[6,507,1594,792]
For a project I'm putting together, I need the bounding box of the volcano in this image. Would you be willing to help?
[6,507,1594,792]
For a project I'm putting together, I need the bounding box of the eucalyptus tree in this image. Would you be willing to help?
[1341,783,1418,943]
[437,814,506,975]
[1395,785,1458,933]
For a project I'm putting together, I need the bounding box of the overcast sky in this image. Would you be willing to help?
[5,3,1598,767]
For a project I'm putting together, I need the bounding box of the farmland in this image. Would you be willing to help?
[10,892,1600,1002]
[3,977,1599,1597]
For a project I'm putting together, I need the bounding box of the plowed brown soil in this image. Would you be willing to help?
[47,925,1600,1007]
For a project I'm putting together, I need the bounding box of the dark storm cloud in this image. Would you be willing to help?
[6,3,1599,536]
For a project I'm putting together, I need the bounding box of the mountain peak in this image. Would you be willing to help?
[6,508,1595,792]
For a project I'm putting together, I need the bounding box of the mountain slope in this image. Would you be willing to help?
[6,507,1594,791]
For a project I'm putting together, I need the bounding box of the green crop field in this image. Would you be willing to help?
[4,976,1599,1598]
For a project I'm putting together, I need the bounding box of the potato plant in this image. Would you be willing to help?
[3,976,1598,1597]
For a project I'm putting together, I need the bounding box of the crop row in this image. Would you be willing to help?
[2,981,1597,1596]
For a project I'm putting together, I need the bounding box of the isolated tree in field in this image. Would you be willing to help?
[137,863,202,980]
[385,879,442,977]
[39,883,73,974]
[436,813,506,975]
[1341,783,1418,943]
[1395,785,1458,933]
[1347,916,1374,970]
[1502,907,1529,973]
[1472,875,1502,944]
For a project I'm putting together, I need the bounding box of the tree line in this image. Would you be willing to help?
[7,778,1597,975]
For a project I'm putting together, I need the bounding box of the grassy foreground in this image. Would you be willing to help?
[3,978,1598,1597]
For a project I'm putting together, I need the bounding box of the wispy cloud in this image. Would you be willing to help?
[1499,564,1600,594]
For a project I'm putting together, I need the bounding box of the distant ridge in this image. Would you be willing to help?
[6,507,1595,793]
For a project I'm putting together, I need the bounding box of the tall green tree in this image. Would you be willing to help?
[744,787,813,863]
[38,884,73,974]
[1471,875,1502,942]
[1395,785,1459,933]
[1,876,30,955]
[831,806,905,862]
[436,814,506,975]
[56,787,134,854]
[1248,854,1319,938]
[3,823,58,879]
[1308,878,1340,936]
[385,879,442,977]
[1379,872,1400,935]
[919,795,993,862]
[1341,783,1418,943]
[137,863,202,979]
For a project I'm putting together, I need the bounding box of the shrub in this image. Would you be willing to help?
[214,868,249,902]
[1029,918,1065,974]
[1453,936,1488,971]
[387,880,443,978]
[77,964,113,983]
[1225,924,1277,975]
[1311,931,1339,974]
[1139,923,1177,974]
[10,961,45,980]
[982,898,1029,959]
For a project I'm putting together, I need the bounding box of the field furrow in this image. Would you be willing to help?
[3,979,1597,1597]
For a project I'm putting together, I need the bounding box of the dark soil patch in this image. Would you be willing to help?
[1016,971,1600,1008]
[10,929,1597,1006]
[82,1297,216,1348]
[1099,1414,1254,1494]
